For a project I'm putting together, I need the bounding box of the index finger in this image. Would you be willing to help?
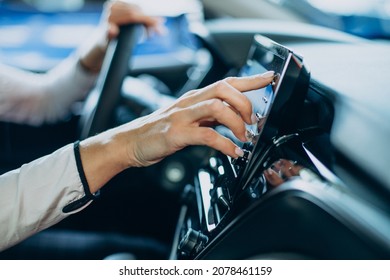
[224,71,275,92]
[177,71,275,125]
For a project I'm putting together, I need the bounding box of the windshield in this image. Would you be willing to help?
[269,0,390,39]
[308,0,390,16]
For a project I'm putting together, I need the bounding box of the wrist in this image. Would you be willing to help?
[78,28,110,74]
[78,45,107,74]
[78,129,128,193]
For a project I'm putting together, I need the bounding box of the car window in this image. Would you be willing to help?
[268,0,390,38]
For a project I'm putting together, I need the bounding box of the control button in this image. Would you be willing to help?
[208,156,224,176]
[178,229,208,256]
[216,186,230,210]
[231,149,251,171]
[242,142,254,152]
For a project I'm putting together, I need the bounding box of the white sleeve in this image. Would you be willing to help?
[0,56,98,126]
[0,143,91,251]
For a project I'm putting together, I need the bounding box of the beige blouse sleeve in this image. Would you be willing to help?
[0,144,91,251]
[0,56,97,126]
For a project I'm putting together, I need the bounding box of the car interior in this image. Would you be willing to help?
[1,0,390,260]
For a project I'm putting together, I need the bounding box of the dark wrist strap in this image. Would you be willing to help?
[62,141,100,213]
[73,140,99,200]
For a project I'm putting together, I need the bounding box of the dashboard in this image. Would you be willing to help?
[169,20,390,260]
[1,4,390,260]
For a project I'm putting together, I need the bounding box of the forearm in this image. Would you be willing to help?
[77,26,109,74]
[0,59,97,125]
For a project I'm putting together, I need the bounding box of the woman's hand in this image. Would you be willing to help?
[124,72,275,167]
[79,0,162,73]
[79,72,275,193]
[104,0,164,40]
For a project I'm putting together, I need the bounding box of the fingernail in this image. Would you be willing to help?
[261,70,275,78]
[235,147,244,157]
[267,168,274,175]
[251,113,257,124]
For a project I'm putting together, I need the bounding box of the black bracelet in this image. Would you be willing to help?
[62,141,100,213]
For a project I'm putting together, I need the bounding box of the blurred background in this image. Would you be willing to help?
[1,0,389,72]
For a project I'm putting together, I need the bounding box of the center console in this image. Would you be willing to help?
[170,35,312,259]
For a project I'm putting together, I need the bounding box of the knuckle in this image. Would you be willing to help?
[207,99,225,114]
[224,76,236,85]
[213,80,229,94]
[235,122,247,134]
[201,128,217,146]
[184,89,197,96]
[242,95,253,111]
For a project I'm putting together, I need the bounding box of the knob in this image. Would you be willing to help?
[178,229,208,256]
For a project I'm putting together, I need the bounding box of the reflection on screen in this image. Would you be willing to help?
[242,60,273,113]
[240,60,274,138]
[239,44,286,142]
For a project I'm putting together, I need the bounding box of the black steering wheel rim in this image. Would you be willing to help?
[79,24,141,139]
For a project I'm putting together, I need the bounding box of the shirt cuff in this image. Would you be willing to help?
[62,140,100,213]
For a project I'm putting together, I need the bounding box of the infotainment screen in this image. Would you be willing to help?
[239,49,283,140]
[239,35,309,145]
[237,35,310,188]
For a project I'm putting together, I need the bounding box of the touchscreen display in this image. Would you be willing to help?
[235,35,310,191]
[239,38,288,144]
[240,61,273,139]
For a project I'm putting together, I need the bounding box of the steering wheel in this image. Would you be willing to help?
[78,23,203,192]
[79,24,141,139]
